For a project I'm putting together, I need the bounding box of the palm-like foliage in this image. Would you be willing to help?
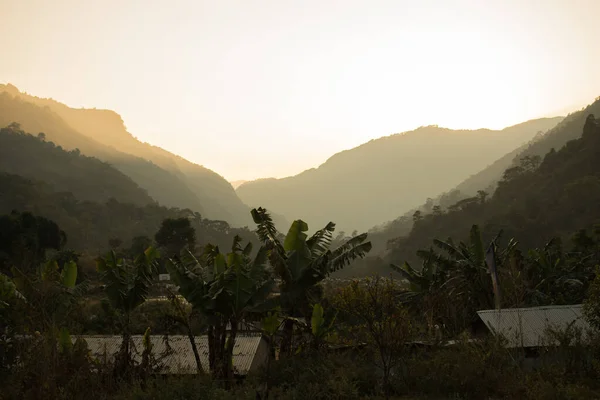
[97,247,159,317]
[0,272,23,309]
[391,248,447,302]
[392,225,517,335]
[523,238,594,305]
[252,207,371,308]
[96,246,159,376]
[391,250,450,335]
[167,235,276,381]
[251,207,372,355]
[10,259,87,333]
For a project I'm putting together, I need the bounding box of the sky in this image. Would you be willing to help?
[2,0,600,182]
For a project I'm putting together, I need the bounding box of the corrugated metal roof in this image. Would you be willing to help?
[72,333,266,374]
[476,305,590,348]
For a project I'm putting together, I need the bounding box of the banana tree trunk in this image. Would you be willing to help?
[186,326,203,373]
[116,315,131,378]
[208,324,216,372]
[222,317,238,387]
[280,318,294,357]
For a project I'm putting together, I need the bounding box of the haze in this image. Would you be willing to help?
[2,0,599,181]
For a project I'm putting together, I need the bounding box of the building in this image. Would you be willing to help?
[72,333,269,375]
[475,304,590,348]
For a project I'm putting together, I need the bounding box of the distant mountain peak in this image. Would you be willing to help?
[236,117,564,232]
[0,83,253,226]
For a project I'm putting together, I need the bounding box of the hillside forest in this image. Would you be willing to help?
[2,84,600,400]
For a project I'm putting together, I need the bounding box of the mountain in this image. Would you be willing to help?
[236,117,563,232]
[0,124,153,206]
[0,127,259,254]
[230,180,248,189]
[0,171,259,255]
[453,97,600,197]
[382,113,600,270]
[0,84,251,226]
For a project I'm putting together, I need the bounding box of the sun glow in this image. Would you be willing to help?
[2,0,599,181]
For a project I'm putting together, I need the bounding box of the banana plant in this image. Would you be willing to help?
[259,307,282,398]
[167,235,277,382]
[96,246,159,376]
[391,225,518,335]
[310,303,337,350]
[0,272,24,309]
[10,259,87,335]
[251,207,372,356]
[0,273,25,337]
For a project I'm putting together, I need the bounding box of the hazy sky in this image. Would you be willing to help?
[2,0,600,181]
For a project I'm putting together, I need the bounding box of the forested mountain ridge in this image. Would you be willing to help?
[453,97,600,197]
[0,170,258,256]
[0,90,206,214]
[0,84,251,225]
[383,113,600,270]
[361,97,600,265]
[0,124,153,206]
[237,117,563,232]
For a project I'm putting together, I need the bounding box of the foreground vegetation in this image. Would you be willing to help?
[2,202,600,399]
[1,115,600,399]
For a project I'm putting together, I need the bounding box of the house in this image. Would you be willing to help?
[475,304,590,349]
[72,333,269,375]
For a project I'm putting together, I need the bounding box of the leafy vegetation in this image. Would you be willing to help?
[2,189,600,400]
[0,171,257,256]
[3,85,600,399]
[0,123,154,205]
[345,113,600,280]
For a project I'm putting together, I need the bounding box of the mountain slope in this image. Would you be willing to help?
[0,84,251,225]
[0,124,153,206]
[0,90,206,214]
[386,113,600,269]
[453,97,600,196]
[237,117,563,232]
[0,172,258,255]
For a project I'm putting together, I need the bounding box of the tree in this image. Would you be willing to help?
[394,225,517,334]
[424,226,503,325]
[522,238,593,306]
[424,198,434,213]
[167,236,276,383]
[96,246,159,377]
[309,303,337,350]
[108,237,123,250]
[6,259,91,399]
[334,276,412,399]
[412,210,423,223]
[164,290,204,373]
[0,211,66,275]
[129,236,152,258]
[155,218,196,258]
[391,249,449,335]
[476,190,489,204]
[251,207,372,356]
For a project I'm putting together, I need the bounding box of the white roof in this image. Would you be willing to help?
[72,333,266,374]
[476,304,590,348]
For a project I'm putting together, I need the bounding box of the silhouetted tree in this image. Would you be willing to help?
[154,218,196,258]
[0,211,65,274]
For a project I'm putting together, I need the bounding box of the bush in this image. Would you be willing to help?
[111,376,256,400]
[2,335,105,400]
[398,337,524,399]
[263,352,379,399]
